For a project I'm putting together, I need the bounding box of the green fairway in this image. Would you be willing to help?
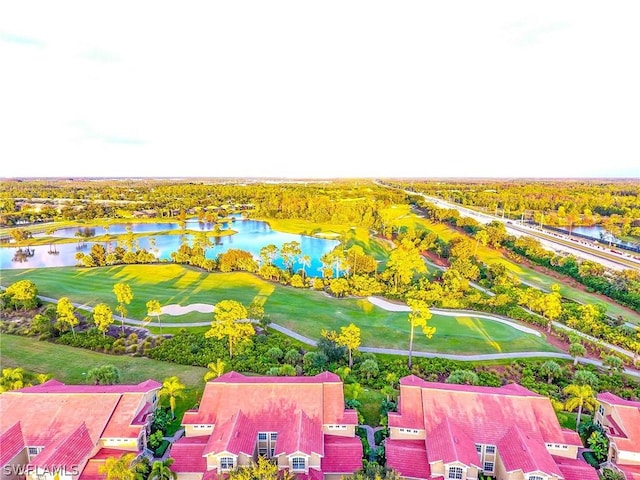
[1,265,557,354]
[398,214,640,324]
[0,334,206,387]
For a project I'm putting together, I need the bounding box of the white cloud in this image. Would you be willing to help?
[1,0,639,178]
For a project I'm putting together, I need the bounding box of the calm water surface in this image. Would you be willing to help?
[0,219,339,273]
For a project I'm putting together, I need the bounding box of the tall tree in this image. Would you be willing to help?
[569,343,586,366]
[204,359,226,382]
[146,299,163,334]
[149,459,177,480]
[228,456,294,480]
[99,453,137,480]
[0,367,26,392]
[299,254,311,280]
[159,376,186,419]
[259,244,279,266]
[88,365,120,385]
[4,279,38,311]
[113,283,133,336]
[56,297,78,336]
[386,239,427,291]
[205,300,253,358]
[321,323,361,368]
[406,299,435,369]
[93,303,114,336]
[563,384,596,430]
[280,241,302,273]
[540,360,563,384]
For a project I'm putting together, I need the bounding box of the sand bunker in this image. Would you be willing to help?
[161,303,215,316]
[367,296,541,336]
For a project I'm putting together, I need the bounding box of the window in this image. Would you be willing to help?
[220,457,234,470]
[448,467,463,480]
[484,462,494,472]
[529,476,543,480]
[28,447,40,456]
[475,444,482,453]
[598,405,604,415]
[270,448,275,457]
[259,448,268,456]
[258,433,267,441]
[486,445,495,454]
[270,433,278,441]
[292,457,306,471]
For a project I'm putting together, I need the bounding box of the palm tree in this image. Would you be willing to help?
[204,359,226,382]
[540,360,562,384]
[299,254,311,281]
[149,459,176,480]
[563,383,597,430]
[159,376,186,419]
[99,453,137,480]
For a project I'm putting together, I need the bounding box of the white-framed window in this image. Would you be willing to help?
[484,462,494,472]
[398,428,419,435]
[486,445,495,454]
[259,448,268,456]
[476,444,482,453]
[292,457,306,471]
[448,467,463,479]
[270,448,275,457]
[529,476,544,480]
[28,447,40,456]
[598,405,605,415]
[258,432,267,441]
[220,457,234,470]
[270,433,278,440]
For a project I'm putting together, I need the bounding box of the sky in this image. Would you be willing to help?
[1,1,639,179]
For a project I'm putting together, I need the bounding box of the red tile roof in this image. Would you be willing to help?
[561,429,583,446]
[30,423,94,470]
[496,424,560,476]
[17,379,161,394]
[552,455,599,480]
[619,464,640,480]
[102,394,149,439]
[598,392,640,453]
[170,436,208,473]
[205,411,257,456]
[277,410,323,457]
[386,439,430,480]
[79,459,105,480]
[90,449,131,460]
[389,378,581,478]
[426,417,479,467]
[0,422,25,467]
[185,372,347,427]
[215,371,341,384]
[598,392,640,408]
[321,435,363,474]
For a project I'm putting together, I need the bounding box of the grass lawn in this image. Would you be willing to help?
[1,265,558,355]
[359,388,385,426]
[0,333,207,387]
[398,213,640,324]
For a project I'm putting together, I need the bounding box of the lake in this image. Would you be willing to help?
[0,219,340,273]
[566,225,639,248]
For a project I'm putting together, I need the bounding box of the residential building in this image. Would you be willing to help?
[386,376,598,480]
[172,371,362,480]
[595,392,640,480]
[0,379,161,480]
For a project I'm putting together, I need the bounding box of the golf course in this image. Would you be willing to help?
[1,264,558,355]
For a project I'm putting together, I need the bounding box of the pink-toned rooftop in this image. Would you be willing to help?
[597,392,640,454]
[175,371,361,477]
[387,377,596,480]
[0,379,160,475]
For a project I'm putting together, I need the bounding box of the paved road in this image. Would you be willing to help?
[376,180,640,271]
[12,292,640,379]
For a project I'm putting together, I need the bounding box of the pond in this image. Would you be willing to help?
[565,225,639,248]
[0,219,340,273]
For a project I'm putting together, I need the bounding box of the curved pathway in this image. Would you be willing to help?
[20,292,640,378]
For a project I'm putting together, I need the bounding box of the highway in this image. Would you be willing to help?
[377,181,640,272]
